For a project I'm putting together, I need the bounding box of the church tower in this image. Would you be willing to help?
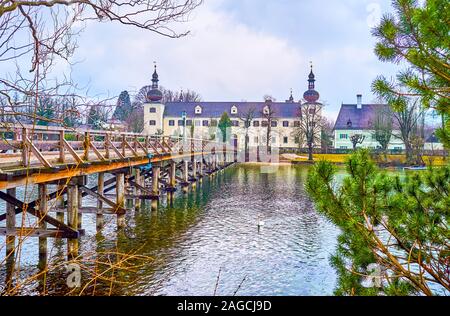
[143,64,165,135]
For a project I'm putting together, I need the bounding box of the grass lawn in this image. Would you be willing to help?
[292,154,447,166]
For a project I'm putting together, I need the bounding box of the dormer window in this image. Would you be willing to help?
[347,119,352,128]
[195,105,202,115]
[231,105,238,115]
[263,106,270,115]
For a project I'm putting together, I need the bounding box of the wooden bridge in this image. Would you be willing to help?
[0,124,236,263]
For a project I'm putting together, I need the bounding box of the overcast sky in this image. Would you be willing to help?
[70,0,398,120]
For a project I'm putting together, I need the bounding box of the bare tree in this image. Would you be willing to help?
[239,107,255,162]
[321,118,334,154]
[261,98,276,154]
[134,86,202,106]
[350,134,366,150]
[372,106,393,160]
[0,0,202,128]
[392,99,425,164]
[293,102,323,161]
[125,106,144,133]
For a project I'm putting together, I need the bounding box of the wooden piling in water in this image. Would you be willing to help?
[135,169,141,211]
[168,161,177,191]
[182,160,189,193]
[67,183,78,259]
[192,160,197,180]
[97,173,104,230]
[152,163,160,196]
[199,160,204,178]
[38,184,48,267]
[116,173,126,228]
[6,188,16,260]
[77,186,83,229]
[56,184,65,222]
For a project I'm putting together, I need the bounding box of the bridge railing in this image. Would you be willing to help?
[0,124,233,169]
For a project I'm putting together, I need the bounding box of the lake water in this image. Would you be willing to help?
[0,164,340,296]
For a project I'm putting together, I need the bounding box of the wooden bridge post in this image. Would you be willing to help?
[192,159,197,180]
[56,184,65,222]
[169,161,177,191]
[104,133,110,159]
[182,160,189,193]
[97,172,104,230]
[21,128,29,166]
[59,130,65,163]
[135,168,142,211]
[67,183,79,259]
[116,173,126,228]
[198,160,204,181]
[151,163,160,211]
[6,188,16,261]
[125,174,134,209]
[38,184,48,267]
[152,163,160,196]
[77,186,83,229]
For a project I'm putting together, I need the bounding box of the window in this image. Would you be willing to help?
[195,105,202,115]
[253,121,260,127]
[272,137,277,144]
[283,136,288,144]
[283,121,289,127]
[178,120,185,126]
[294,121,300,127]
[294,137,300,144]
[231,105,238,115]
[340,134,348,139]
[149,108,156,113]
[186,120,192,126]
[169,120,175,126]
[262,121,269,127]
[245,121,251,128]
[309,108,316,115]
[271,121,278,127]
[202,120,209,127]
[340,146,348,149]
[211,120,218,127]
[232,120,239,127]
[195,120,201,127]
[149,120,156,126]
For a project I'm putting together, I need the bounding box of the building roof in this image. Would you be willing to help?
[334,104,395,130]
[426,133,441,144]
[163,101,304,119]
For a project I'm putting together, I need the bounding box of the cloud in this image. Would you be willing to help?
[72,0,307,102]
[69,0,398,120]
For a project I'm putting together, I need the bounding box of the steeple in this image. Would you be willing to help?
[179,89,184,102]
[308,63,315,90]
[303,62,320,103]
[287,89,294,103]
[147,62,163,103]
[152,63,159,89]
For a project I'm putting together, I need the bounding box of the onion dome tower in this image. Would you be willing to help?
[303,64,320,103]
[147,64,163,103]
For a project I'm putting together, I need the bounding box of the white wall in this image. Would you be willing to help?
[334,129,405,150]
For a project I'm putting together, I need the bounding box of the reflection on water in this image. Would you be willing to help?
[0,164,340,296]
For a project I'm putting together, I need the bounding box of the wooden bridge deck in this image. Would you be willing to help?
[0,124,235,190]
[0,124,237,267]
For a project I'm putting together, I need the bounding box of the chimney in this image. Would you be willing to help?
[357,94,362,109]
